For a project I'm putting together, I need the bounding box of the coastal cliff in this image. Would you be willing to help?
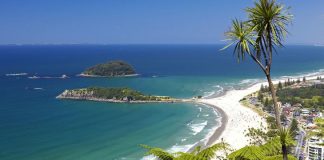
[57,87,187,103]
[81,61,137,77]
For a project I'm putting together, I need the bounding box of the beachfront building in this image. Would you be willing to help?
[307,137,324,160]
[313,80,324,88]
[302,109,310,117]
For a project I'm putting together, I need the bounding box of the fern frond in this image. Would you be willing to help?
[140,144,175,160]
[260,137,282,156]
[196,142,230,159]
[228,146,266,160]
[263,154,297,160]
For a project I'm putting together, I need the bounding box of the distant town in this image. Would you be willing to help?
[243,77,324,160]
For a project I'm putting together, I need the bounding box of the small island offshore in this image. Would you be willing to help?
[57,87,191,103]
[79,60,138,77]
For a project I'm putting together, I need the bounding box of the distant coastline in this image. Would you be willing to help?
[56,95,191,103]
[56,87,194,104]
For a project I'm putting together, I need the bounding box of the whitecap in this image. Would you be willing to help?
[6,73,28,76]
[167,142,198,153]
[238,78,261,86]
[189,121,208,135]
[28,74,69,79]
[203,85,225,98]
[28,75,40,79]
[202,91,215,98]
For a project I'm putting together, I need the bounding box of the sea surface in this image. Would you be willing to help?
[0,45,323,160]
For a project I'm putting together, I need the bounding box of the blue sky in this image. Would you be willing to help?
[0,0,323,45]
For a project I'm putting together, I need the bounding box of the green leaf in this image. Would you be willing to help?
[263,154,297,160]
[228,146,266,160]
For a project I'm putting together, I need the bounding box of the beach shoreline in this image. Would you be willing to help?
[200,102,228,146]
[199,72,324,152]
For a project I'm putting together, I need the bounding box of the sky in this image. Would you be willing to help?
[0,0,323,45]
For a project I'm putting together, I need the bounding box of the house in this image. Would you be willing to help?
[283,102,291,108]
[307,116,315,124]
[283,107,292,117]
[301,109,310,116]
[122,96,134,102]
[313,80,324,88]
[249,97,259,105]
[292,103,302,109]
[293,110,301,117]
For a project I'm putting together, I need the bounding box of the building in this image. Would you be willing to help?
[307,137,324,160]
[301,109,310,116]
[313,80,324,88]
[283,106,293,117]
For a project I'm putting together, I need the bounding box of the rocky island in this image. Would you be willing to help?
[80,60,137,77]
[57,87,188,103]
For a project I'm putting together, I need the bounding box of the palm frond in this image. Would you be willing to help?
[277,127,296,147]
[224,19,255,62]
[246,0,292,56]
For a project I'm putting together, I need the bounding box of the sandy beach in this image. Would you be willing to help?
[200,83,267,151]
[199,73,324,152]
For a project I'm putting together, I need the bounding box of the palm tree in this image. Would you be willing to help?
[223,0,292,128]
[141,142,230,160]
[277,127,295,160]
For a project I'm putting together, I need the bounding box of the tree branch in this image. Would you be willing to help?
[249,53,267,73]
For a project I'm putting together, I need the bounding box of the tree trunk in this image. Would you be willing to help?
[282,144,288,160]
[265,74,281,127]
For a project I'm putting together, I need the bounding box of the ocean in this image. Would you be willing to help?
[0,45,323,160]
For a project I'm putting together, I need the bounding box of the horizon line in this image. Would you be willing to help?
[0,43,321,46]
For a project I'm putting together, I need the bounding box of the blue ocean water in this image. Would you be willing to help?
[0,45,323,160]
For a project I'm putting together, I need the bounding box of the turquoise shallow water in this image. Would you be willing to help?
[0,45,324,160]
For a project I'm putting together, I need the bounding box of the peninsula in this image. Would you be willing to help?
[79,60,137,77]
[57,87,189,103]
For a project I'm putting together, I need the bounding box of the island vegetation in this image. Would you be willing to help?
[81,60,137,77]
[57,87,184,103]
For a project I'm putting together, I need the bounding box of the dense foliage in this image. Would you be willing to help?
[62,87,171,101]
[230,128,296,160]
[87,87,169,101]
[277,86,324,109]
[309,118,324,139]
[289,119,299,137]
[89,87,143,99]
[83,60,136,76]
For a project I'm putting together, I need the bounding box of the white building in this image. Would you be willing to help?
[301,109,310,116]
[307,137,324,160]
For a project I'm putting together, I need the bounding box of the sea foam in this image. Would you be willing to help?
[188,121,208,135]
[5,73,28,76]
